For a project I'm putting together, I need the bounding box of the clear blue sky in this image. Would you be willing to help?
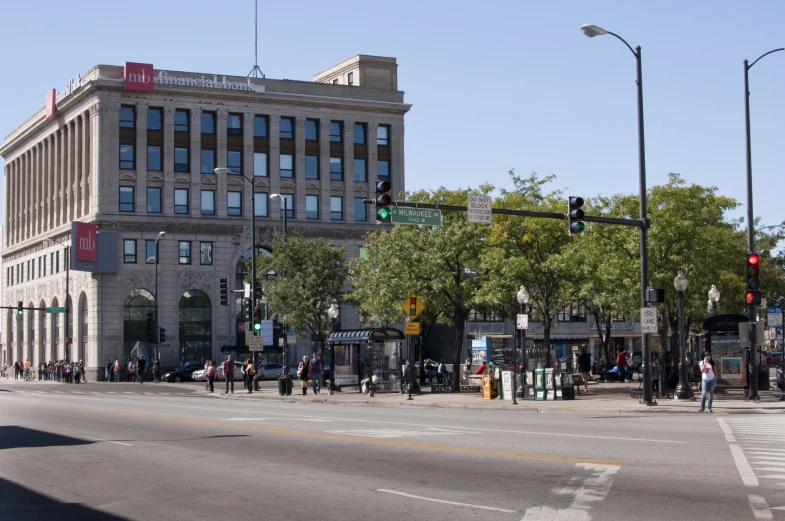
[2,0,784,243]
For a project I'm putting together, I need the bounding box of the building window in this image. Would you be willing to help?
[279,194,294,218]
[174,109,189,132]
[124,240,137,263]
[227,113,242,135]
[179,241,191,265]
[147,108,162,130]
[253,116,267,137]
[280,154,293,178]
[557,303,587,322]
[330,157,343,181]
[120,144,135,170]
[147,145,162,171]
[174,147,189,172]
[353,123,365,144]
[305,119,318,141]
[200,242,213,265]
[330,196,343,220]
[201,149,215,174]
[227,150,242,175]
[254,193,268,217]
[120,106,135,128]
[146,240,157,264]
[306,195,319,219]
[147,187,162,213]
[354,197,367,221]
[174,189,189,214]
[377,125,389,146]
[253,152,267,177]
[305,155,319,179]
[348,72,354,86]
[330,121,342,142]
[201,112,215,134]
[201,190,215,215]
[354,158,366,182]
[332,79,338,85]
[228,191,242,216]
[378,159,390,182]
[280,117,293,139]
[119,186,135,212]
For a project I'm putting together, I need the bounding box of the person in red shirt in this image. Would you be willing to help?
[615,351,627,381]
[224,355,236,394]
[476,361,487,374]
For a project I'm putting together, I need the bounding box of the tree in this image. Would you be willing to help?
[349,187,490,389]
[255,233,348,353]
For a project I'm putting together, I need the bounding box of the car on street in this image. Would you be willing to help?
[161,365,202,383]
[191,368,206,381]
[258,363,297,380]
[766,351,782,368]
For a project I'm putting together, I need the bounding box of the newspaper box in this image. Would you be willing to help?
[482,374,497,400]
[534,368,546,401]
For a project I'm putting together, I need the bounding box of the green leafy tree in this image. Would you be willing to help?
[255,233,348,352]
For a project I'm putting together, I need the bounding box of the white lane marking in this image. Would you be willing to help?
[83,435,133,447]
[376,489,518,514]
[521,464,620,521]
[730,444,760,487]
[717,419,733,435]
[225,417,332,422]
[749,495,774,519]
[749,455,785,460]
[754,468,785,472]
[327,428,474,439]
[726,435,737,442]
[750,461,785,466]
[759,475,785,480]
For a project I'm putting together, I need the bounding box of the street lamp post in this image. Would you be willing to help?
[674,271,693,400]
[708,285,720,317]
[269,193,289,377]
[42,238,70,361]
[582,24,654,405]
[328,300,340,395]
[154,231,166,361]
[515,285,530,399]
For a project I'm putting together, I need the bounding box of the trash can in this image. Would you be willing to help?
[561,373,576,400]
[482,374,497,400]
[278,373,292,396]
[534,369,546,401]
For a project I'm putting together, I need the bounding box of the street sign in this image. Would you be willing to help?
[244,282,251,299]
[248,335,264,351]
[259,320,274,346]
[516,314,529,330]
[767,307,783,327]
[467,195,492,224]
[45,307,66,313]
[640,307,658,334]
[401,294,425,319]
[404,322,421,335]
[391,207,442,227]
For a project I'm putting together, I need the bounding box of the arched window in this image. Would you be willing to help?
[179,289,212,364]
[123,290,155,362]
[81,296,88,366]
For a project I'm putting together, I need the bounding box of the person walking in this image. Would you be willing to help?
[699,352,717,412]
[310,352,322,395]
[578,348,591,394]
[152,359,160,383]
[224,355,236,394]
[243,360,255,394]
[114,359,120,382]
[105,360,112,382]
[298,355,311,395]
[615,350,628,382]
[137,356,146,384]
[205,361,216,393]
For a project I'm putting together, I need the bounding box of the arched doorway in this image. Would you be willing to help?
[124,290,155,362]
[51,297,60,360]
[179,289,212,364]
[77,293,88,366]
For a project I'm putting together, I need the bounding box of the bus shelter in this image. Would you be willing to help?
[703,314,750,388]
[326,328,404,393]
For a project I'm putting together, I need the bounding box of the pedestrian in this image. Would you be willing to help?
[463,357,472,382]
[699,352,716,413]
[437,359,450,385]
[137,356,146,384]
[127,360,134,382]
[475,360,487,375]
[298,355,311,395]
[243,360,255,394]
[578,348,591,394]
[105,360,112,382]
[205,361,216,393]
[310,352,322,395]
[114,359,120,382]
[224,355,236,394]
[204,360,210,390]
[152,359,160,383]
[615,350,627,382]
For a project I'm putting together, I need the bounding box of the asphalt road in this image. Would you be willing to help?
[0,385,782,521]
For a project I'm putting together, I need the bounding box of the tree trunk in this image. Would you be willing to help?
[543,318,553,368]
[603,315,613,366]
[451,320,464,391]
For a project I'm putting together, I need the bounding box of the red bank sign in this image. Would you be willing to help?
[124,62,154,92]
[45,89,58,119]
[74,222,97,263]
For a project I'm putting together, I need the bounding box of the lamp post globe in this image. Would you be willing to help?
[674,271,693,400]
[708,285,720,316]
[581,24,608,38]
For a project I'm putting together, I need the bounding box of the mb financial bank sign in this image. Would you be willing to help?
[69,222,118,274]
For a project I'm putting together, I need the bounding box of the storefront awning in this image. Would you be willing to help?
[326,328,404,343]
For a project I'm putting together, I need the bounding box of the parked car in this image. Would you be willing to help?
[162,365,201,383]
[191,368,206,381]
[257,363,297,380]
[766,351,782,368]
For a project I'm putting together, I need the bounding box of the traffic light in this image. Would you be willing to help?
[568,196,585,235]
[17,301,23,316]
[253,307,262,332]
[375,180,392,224]
[146,312,154,342]
[220,278,228,306]
[159,328,166,343]
[746,253,761,306]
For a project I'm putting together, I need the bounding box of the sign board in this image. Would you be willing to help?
[404,322,421,335]
[45,307,66,314]
[767,307,783,328]
[467,195,492,224]
[516,314,529,330]
[501,371,514,401]
[640,307,658,334]
[401,294,425,319]
[248,336,264,351]
[739,321,766,348]
[391,207,442,227]
[244,283,251,299]
[259,320,274,346]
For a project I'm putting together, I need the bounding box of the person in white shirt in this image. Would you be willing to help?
[699,352,716,412]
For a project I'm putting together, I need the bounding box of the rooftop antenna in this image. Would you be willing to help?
[247,0,265,78]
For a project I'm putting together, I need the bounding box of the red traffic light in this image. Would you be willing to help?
[254,308,262,318]
[748,254,760,266]
[746,291,762,305]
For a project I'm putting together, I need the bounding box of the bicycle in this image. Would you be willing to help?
[23,369,36,382]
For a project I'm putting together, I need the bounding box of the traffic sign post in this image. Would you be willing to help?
[248,336,264,351]
[401,294,425,319]
[767,307,783,328]
[516,314,528,330]
[467,195,492,224]
[391,207,442,227]
[404,322,421,335]
[45,307,66,314]
[640,307,658,334]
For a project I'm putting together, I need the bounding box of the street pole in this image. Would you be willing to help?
[250,179,257,381]
[674,273,692,400]
[155,240,159,361]
[516,302,527,399]
[65,245,70,362]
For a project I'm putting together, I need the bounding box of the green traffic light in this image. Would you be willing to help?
[378,207,392,220]
[254,322,262,331]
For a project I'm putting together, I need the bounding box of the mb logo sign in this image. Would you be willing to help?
[74,222,97,263]
[124,62,154,92]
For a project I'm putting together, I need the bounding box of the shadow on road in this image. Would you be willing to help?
[0,426,94,450]
[0,477,131,521]
[113,434,250,443]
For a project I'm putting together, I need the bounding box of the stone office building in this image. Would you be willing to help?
[0,55,410,379]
